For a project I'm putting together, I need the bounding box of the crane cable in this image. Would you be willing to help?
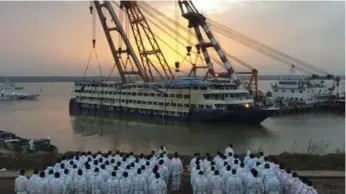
[211,26,313,74]
[84,2,103,80]
[208,19,328,75]
[139,2,253,70]
[140,1,324,74]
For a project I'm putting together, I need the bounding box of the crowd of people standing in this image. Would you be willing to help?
[14,145,318,194]
[189,145,318,194]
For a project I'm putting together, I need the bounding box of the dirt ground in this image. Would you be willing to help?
[1,176,344,194]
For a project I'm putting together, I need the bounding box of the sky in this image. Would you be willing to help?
[0,0,344,76]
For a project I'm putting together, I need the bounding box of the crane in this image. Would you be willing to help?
[178,0,242,88]
[92,0,148,82]
[119,1,174,82]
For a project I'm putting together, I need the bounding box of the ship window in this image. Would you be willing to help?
[159,102,163,106]
[282,90,285,92]
[144,93,148,97]
[291,90,295,93]
[299,90,303,93]
[169,94,175,98]
[300,98,303,101]
[172,103,176,106]
[184,104,189,108]
[184,95,190,99]
[150,93,155,97]
[138,85,143,89]
[176,94,182,98]
[206,105,212,109]
[198,105,204,109]
[275,90,278,92]
[163,94,168,97]
[153,102,157,105]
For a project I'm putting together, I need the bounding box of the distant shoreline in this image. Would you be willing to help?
[0,75,344,83]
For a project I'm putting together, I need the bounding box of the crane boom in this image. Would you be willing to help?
[178,0,242,87]
[93,0,147,82]
[120,1,174,81]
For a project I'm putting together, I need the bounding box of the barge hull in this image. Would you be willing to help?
[69,99,275,125]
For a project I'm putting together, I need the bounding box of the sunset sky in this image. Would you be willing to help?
[0,0,344,76]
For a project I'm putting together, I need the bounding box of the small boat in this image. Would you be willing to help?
[0,88,40,100]
[0,79,23,90]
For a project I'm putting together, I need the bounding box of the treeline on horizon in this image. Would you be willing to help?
[0,75,344,83]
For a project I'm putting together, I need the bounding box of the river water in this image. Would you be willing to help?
[0,81,344,155]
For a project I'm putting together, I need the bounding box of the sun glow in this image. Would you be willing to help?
[193,0,240,14]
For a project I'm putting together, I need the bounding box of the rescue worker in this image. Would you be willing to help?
[15,169,28,194]
[246,169,264,194]
[89,168,104,194]
[193,171,209,194]
[119,171,131,194]
[158,145,167,155]
[71,169,87,194]
[287,172,300,194]
[170,152,183,191]
[49,172,64,194]
[224,144,234,156]
[225,169,243,194]
[258,152,265,164]
[131,169,148,194]
[149,173,167,194]
[36,171,48,194]
[244,150,251,168]
[61,169,72,194]
[264,170,281,194]
[189,153,199,170]
[105,171,119,194]
[222,165,232,187]
[158,159,169,183]
[209,170,223,194]
[296,179,317,194]
[246,154,256,173]
[27,169,39,194]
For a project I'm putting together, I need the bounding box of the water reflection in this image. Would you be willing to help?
[71,116,276,155]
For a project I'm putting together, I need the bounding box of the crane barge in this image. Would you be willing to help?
[69,0,278,124]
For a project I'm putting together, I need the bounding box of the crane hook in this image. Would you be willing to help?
[89,6,93,15]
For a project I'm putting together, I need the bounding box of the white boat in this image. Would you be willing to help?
[0,88,40,100]
[269,74,338,107]
[0,79,23,90]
